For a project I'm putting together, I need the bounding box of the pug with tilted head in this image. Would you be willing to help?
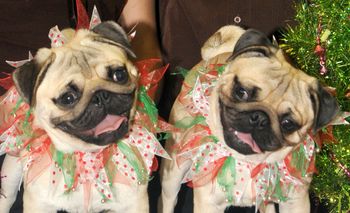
[159,26,339,213]
[0,21,151,212]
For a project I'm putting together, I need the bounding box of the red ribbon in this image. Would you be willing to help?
[188,157,227,188]
[283,149,316,178]
[251,163,268,178]
[135,58,168,100]
[0,73,13,90]
[75,0,90,30]
[25,135,52,184]
[150,157,159,174]
[312,126,336,148]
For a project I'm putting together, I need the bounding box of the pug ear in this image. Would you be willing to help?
[13,61,42,105]
[12,48,53,105]
[227,29,276,62]
[311,83,339,133]
[92,21,136,58]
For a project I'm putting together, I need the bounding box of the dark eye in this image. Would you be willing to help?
[280,119,299,133]
[108,66,128,84]
[57,91,78,106]
[235,86,249,101]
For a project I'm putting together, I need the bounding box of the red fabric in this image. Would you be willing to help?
[76,0,90,30]
[312,126,336,148]
[0,74,13,90]
[150,157,158,173]
[135,58,169,100]
[307,154,317,174]
[188,157,227,188]
[157,117,178,133]
[251,163,267,178]
[283,152,303,178]
[25,136,52,184]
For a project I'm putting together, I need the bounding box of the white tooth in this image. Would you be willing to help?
[234,131,238,135]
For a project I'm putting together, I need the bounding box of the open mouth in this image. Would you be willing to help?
[74,111,130,145]
[227,127,262,153]
[56,111,131,146]
[223,127,262,155]
[83,114,128,137]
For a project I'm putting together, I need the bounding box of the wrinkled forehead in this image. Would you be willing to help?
[47,42,129,80]
[227,56,315,88]
[223,57,288,94]
[54,38,127,64]
[271,77,316,119]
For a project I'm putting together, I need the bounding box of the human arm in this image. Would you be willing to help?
[118,0,161,60]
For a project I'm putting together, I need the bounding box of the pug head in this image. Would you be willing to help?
[217,29,339,155]
[12,21,138,150]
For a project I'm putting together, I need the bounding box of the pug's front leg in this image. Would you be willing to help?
[110,184,149,213]
[23,191,56,213]
[159,155,192,213]
[263,203,276,213]
[193,186,227,213]
[0,155,23,212]
[278,186,310,213]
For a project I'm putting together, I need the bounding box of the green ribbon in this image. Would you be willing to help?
[272,162,288,202]
[10,98,23,115]
[175,115,206,129]
[52,147,76,191]
[172,66,190,78]
[22,108,33,137]
[217,156,236,202]
[137,86,158,126]
[206,135,219,144]
[292,145,307,177]
[217,64,226,75]
[118,141,148,184]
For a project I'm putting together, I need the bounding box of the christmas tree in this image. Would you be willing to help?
[282,0,350,212]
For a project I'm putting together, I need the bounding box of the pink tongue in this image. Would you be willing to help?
[93,114,127,136]
[235,131,262,153]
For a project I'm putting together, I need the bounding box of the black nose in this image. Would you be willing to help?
[249,111,269,129]
[91,90,111,107]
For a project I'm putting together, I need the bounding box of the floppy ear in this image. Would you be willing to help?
[12,61,42,105]
[92,21,136,58]
[227,29,276,61]
[311,83,339,132]
[12,48,53,105]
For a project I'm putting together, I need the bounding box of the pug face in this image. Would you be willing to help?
[12,21,139,147]
[217,30,338,155]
